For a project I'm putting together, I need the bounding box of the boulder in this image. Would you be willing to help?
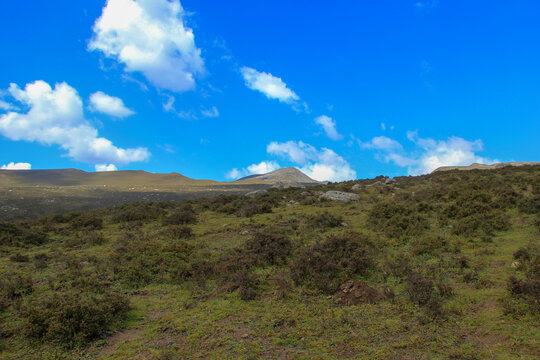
[366,181,383,187]
[385,178,396,185]
[351,184,364,190]
[319,191,360,202]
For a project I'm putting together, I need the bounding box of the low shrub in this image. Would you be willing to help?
[9,253,29,263]
[20,288,129,347]
[163,204,197,225]
[69,213,103,231]
[238,202,272,217]
[110,231,194,287]
[0,222,48,246]
[245,229,292,265]
[0,272,33,299]
[306,211,343,229]
[290,232,374,293]
[368,202,429,238]
[167,225,193,239]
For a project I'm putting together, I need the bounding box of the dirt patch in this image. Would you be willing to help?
[98,328,142,358]
[334,280,383,306]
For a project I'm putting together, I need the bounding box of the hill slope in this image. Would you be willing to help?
[0,165,538,359]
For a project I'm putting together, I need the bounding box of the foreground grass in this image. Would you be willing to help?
[1,166,539,359]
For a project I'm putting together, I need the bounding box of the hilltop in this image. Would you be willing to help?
[236,167,320,184]
[0,164,538,359]
[432,161,540,173]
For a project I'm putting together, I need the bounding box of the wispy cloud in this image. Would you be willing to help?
[89,91,135,118]
[240,66,300,106]
[315,115,342,140]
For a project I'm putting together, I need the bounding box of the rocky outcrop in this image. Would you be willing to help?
[319,191,360,202]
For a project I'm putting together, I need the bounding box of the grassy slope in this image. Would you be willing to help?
[0,167,539,359]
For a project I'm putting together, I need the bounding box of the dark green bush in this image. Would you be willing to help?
[0,272,33,299]
[290,232,374,293]
[167,225,193,239]
[245,229,291,265]
[163,204,197,225]
[110,201,168,223]
[0,222,48,246]
[69,213,103,231]
[21,288,129,347]
[306,211,343,229]
[9,253,29,262]
[368,202,429,238]
[110,231,194,287]
[238,202,272,217]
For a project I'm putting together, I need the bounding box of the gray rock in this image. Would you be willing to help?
[352,184,363,190]
[245,189,267,197]
[366,181,383,187]
[385,178,396,185]
[319,191,360,202]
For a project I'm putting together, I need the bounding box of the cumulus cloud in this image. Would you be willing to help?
[240,67,300,105]
[225,161,280,180]
[1,162,31,170]
[89,0,204,93]
[360,131,495,175]
[0,80,150,168]
[267,141,356,182]
[89,91,135,118]
[315,115,342,140]
[95,163,118,172]
[267,141,317,165]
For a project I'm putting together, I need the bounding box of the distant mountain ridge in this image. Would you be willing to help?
[0,168,218,187]
[0,167,320,187]
[432,161,540,173]
[236,167,320,184]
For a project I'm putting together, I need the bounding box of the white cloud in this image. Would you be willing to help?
[0,100,17,111]
[89,0,204,93]
[225,161,280,180]
[240,67,299,105]
[0,80,150,167]
[267,140,356,182]
[359,136,403,151]
[1,162,31,170]
[95,163,118,172]
[246,161,280,175]
[225,168,241,180]
[315,115,342,140]
[89,91,135,118]
[201,106,219,118]
[360,131,496,175]
[267,141,317,165]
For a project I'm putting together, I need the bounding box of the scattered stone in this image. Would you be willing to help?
[385,178,396,185]
[352,184,363,190]
[366,181,383,187]
[334,280,383,306]
[319,191,360,202]
[341,222,349,227]
[245,189,267,197]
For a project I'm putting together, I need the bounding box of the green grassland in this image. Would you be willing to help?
[1,166,539,359]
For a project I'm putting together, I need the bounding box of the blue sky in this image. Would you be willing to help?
[0,0,539,181]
